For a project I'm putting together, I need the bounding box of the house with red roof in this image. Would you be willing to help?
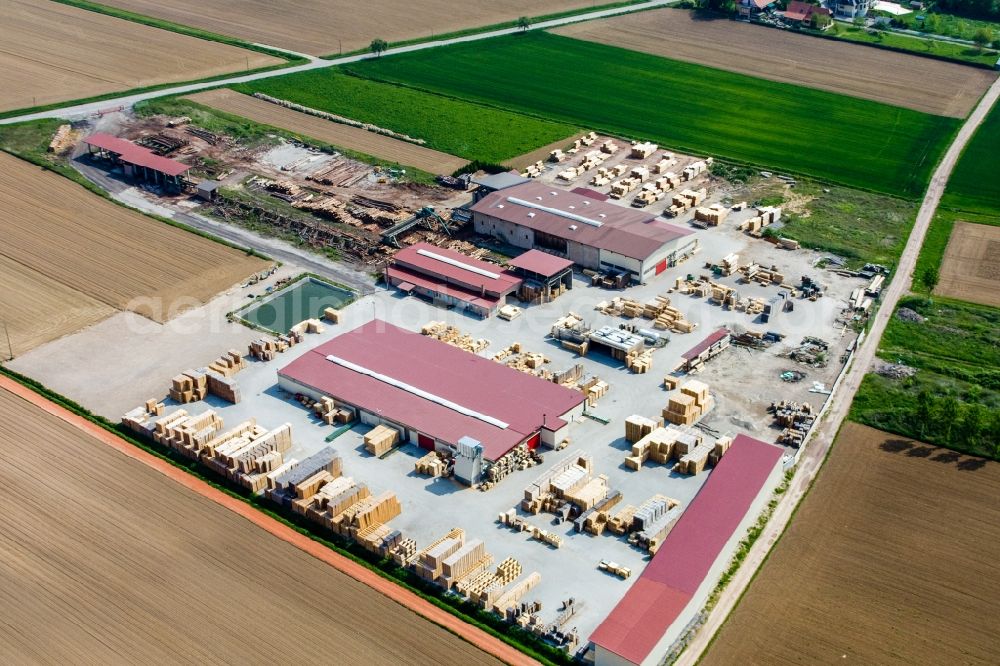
[783,0,833,24]
[737,0,777,20]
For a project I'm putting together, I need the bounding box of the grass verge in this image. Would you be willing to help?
[850,296,1000,458]
[344,32,958,198]
[0,364,569,665]
[824,23,999,67]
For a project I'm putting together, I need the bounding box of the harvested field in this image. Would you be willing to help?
[0,386,501,665]
[702,422,1000,666]
[0,255,115,358]
[94,0,595,55]
[0,0,281,113]
[0,151,267,323]
[936,221,1000,306]
[186,89,469,174]
[553,10,996,118]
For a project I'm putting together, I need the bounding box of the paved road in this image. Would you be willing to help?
[676,74,1000,666]
[0,0,670,125]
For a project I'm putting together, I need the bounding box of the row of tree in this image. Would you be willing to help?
[912,389,1000,458]
[936,0,1000,21]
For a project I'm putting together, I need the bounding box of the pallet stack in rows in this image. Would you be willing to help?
[414,450,449,477]
[421,321,490,353]
[170,357,246,404]
[629,495,682,554]
[622,414,734,475]
[694,203,729,226]
[577,491,623,536]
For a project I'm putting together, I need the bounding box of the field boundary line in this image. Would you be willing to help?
[0,374,537,666]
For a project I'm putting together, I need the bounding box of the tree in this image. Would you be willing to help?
[921,266,939,291]
[517,16,531,32]
[370,38,388,57]
[915,388,933,439]
[939,395,960,443]
[923,13,942,34]
[972,27,994,51]
[958,403,986,448]
[810,12,832,29]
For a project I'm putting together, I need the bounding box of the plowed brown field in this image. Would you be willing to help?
[95,0,595,56]
[0,151,267,340]
[0,0,281,113]
[936,221,1000,306]
[554,9,996,117]
[186,89,469,173]
[702,422,1000,665]
[0,386,501,665]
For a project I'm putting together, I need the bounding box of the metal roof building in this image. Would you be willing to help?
[470,181,696,282]
[84,133,190,188]
[590,434,784,666]
[386,242,522,317]
[278,320,586,467]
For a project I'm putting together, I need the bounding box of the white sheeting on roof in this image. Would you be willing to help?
[416,248,502,279]
[507,196,604,228]
[325,354,509,429]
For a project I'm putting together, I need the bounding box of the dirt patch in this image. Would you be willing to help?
[185,89,469,174]
[936,221,1000,306]
[505,131,585,171]
[0,151,268,324]
[0,386,501,665]
[0,0,280,113]
[553,9,996,118]
[702,422,1000,666]
[94,0,596,56]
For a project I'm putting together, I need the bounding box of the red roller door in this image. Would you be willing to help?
[655,259,667,275]
[525,432,541,450]
[417,433,435,450]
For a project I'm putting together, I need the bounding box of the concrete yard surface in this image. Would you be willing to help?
[0,385,502,666]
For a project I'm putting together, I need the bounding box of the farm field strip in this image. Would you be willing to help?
[87,0,599,56]
[344,32,959,197]
[0,151,267,324]
[0,254,116,358]
[237,70,579,164]
[0,385,502,666]
[942,101,1000,216]
[553,9,996,118]
[701,423,1000,666]
[184,89,469,174]
[936,221,1000,306]
[0,0,281,113]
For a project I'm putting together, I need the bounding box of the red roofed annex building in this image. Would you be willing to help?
[278,320,586,484]
[590,434,784,666]
[386,242,522,318]
[84,133,190,190]
[470,181,697,284]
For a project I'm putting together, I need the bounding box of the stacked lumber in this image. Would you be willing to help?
[121,399,168,437]
[599,139,619,154]
[577,491,623,536]
[663,380,713,426]
[740,206,782,234]
[521,451,592,514]
[694,203,729,226]
[414,529,466,582]
[549,149,566,162]
[248,336,297,361]
[681,159,709,181]
[741,262,785,285]
[204,369,241,403]
[586,379,609,406]
[609,177,640,199]
[48,124,77,154]
[414,450,449,477]
[625,348,653,373]
[498,304,522,321]
[625,414,660,443]
[630,141,658,158]
[464,557,522,606]
[331,490,402,539]
[625,425,689,470]
[492,572,541,615]
[364,424,400,457]
[653,155,677,174]
[421,321,490,353]
[607,504,638,535]
[169,370,207,403]
[290,318,325,336]
[390,538,417,566]
[563,475,610,511]
[632,501,683,553]
[322,307,341,324]
[522,160,544,178]
[439,539,490,589]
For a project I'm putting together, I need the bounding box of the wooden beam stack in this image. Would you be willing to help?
[364,424,400,457]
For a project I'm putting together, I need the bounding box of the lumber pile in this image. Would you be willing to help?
[663,380,713,426]
[206,349,246,378]
[694,203,729,226]
[421,321,490,353]
[415,450,449,477]
[482,443,539,488]
[625,347,653,373]
[630,141,658,158]
[741,262,785,285]
[48,124,77,154]
[521,451,594,515]
[625,414,660,443]
[770,400,817,447]
[498,304,522,321]
[248,335,298,361]
[522,160,544,178]
[681,159,710,181]
[740,206,782,234]
[322,307,341,324]
[492,572,541,615]
[653,154,677,174]
[290,318,325,336]
[577,491,623,536]
[666,187,707,217]
[463,557,523,607]
[630,500,683,554]
[498,510,565,548]
[364,424,400,457]
[607,504,638,535]
[414,528,468,583]
[168,370,208,404]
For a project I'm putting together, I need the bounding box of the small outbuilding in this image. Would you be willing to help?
[507,249,574,303]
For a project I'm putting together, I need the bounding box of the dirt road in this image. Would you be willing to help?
[0,374,533,666]
[677,74,1000,666]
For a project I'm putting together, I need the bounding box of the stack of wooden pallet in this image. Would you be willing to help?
[364,424,400,457]
[625,414,660,442]
[414,530,466,582]
[422,321,489,353]
[626,348,653,373]
[322,307,341,324]
[290,318,325,336]
[492,572,541,615]
[607,504,638,535]
[248,336,295,361]
[663,380,713,426]
[414,450,448,477]
[169,371,208,403]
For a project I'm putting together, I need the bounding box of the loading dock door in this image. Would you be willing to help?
[418,433,435,450]
[655,259,667,275]
[525,432,541,450]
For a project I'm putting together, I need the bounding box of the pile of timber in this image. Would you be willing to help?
[421,321,489,353]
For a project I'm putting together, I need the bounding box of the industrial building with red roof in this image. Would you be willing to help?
[84,133,190,187]
[278,320,586,474]
[470,181,697,283]
[386,242,522,318]
[590,434,784,666]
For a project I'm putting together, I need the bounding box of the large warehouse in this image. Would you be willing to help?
[470,181,697,282]
[278,320,586,481]
[589,434,784,666]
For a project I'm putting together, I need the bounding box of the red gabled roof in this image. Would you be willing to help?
[392,242,520,296]
[681,328,730,361]
[279,320,585,461]
[507,249,574,277]
[386,265,503,310]
[84,133,190,176]
[783,0,831,19]
[590,434,783,664]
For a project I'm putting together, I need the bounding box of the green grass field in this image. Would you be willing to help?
[941,101,1000,216]
[851,296,1000,458]
[342,32,958,198]
[234,72,578,164]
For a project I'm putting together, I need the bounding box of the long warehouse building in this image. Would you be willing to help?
[278,320,586,482]
[470,181,697,282]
